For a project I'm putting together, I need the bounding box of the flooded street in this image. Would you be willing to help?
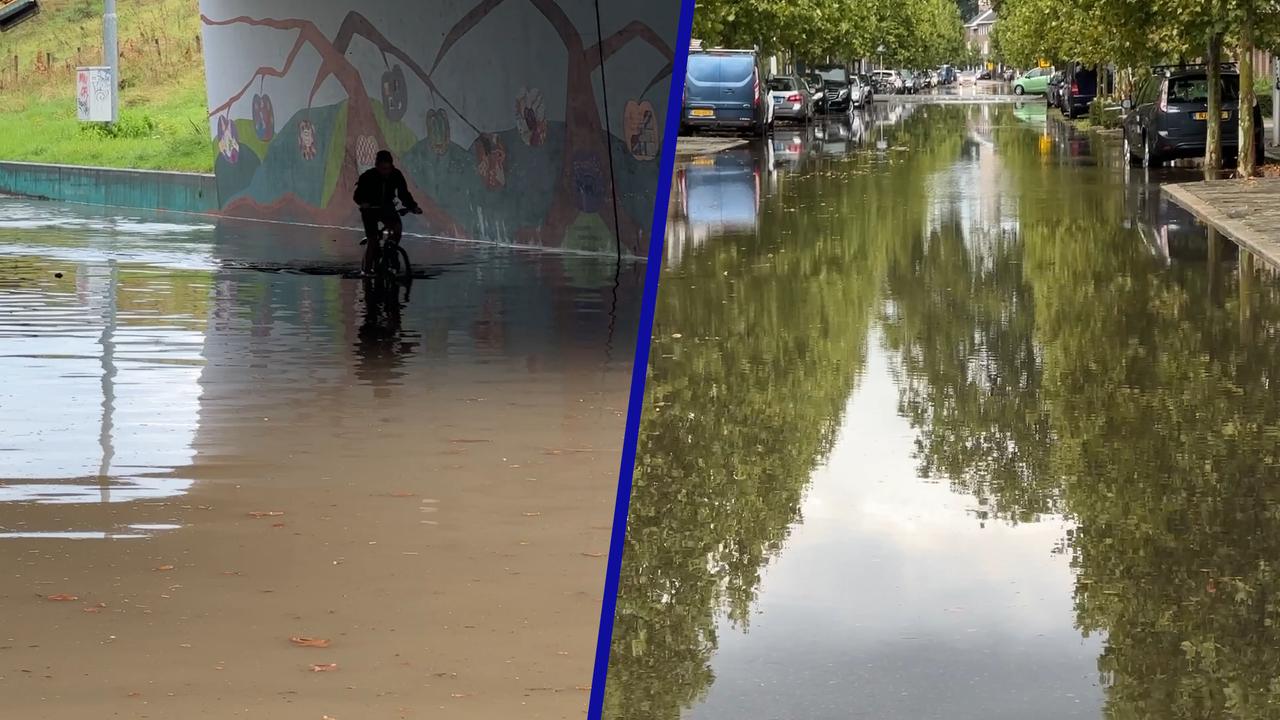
[609,102,1280,720]
[0,202,638,719]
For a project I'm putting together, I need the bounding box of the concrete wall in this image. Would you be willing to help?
[0,161,218,213]
[198,0,681,258]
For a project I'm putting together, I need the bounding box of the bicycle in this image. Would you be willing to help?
[360,204,414,288]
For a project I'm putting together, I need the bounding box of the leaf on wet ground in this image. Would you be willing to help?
[522,512,542,517]
[290,637,331,648]
[154,565,175,572]
[46,593,79,602]
[448,438,491,444]
[580,552,605,558]
[248,511,285,518]
[310,663,339,672]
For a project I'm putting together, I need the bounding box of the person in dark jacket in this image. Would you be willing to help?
[353,150,421,273]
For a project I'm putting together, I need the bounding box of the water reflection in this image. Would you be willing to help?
[610,103,1272,719]
[0,200,637,538]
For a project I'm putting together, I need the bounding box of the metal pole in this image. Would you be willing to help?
[1272,56,1278,148]
[104,0,118,123]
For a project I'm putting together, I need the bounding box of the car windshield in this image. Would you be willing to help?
[767,77,797,92]
[817,68,847,83]
[900,70,914,79]
[1167,76,1240,103]
[688,53,754,82]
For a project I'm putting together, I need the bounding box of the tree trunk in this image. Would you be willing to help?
[1238,17,1257,178]
[1206,33,1224,173]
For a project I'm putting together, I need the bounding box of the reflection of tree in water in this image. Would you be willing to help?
[885,121,1280,718]
[881,216,1054,525]
[355,281,418,392]
[604,106,971,720]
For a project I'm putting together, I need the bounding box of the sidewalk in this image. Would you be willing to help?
[1164,177,1280,269]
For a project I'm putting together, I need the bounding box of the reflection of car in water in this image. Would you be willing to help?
[814,117,863,156]
[1012,101,1047,128]
[677,148,761,236]
[771,128,817,171]
[1123,171,1217,263]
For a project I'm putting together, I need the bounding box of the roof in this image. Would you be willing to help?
[965,8,997,27]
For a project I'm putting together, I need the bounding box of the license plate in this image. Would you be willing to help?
[690,108,714,118]
[692,157,715,167]
[773,97,783,104]
[1193,111,1231,120]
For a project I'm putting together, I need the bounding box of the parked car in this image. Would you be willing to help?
[899,69,920,94]
[803,75,825,110]
[856,74,875,107]
[767,75,813,123]
[938,64,957,85]
[1058,65,1098,119]
[958,70,977,86]
[1122,65,1264,167]
[871,69,904,94]
[813,64,857,113]
[1013,67,1052,95]
[919,69,936,89]
[978,69,993,80]
[1046,71,1066,108]
[682,49,773,137]
[1002,68,1015,82]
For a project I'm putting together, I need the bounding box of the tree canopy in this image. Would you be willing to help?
[691,0,966,68]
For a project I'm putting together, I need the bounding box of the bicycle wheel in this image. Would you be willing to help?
[395,246,412,283]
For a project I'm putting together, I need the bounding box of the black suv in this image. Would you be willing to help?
[1059,65,1098,119]
[813,64,855,113]
[1122,65,1264,167]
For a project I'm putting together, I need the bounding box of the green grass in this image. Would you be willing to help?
[0,0,212,172]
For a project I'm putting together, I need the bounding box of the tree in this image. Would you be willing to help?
[690,0,967,68]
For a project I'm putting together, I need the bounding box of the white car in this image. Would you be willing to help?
[959,71,978,86]
[871,69,905,94]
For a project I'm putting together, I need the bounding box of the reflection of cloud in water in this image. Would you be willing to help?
[1,207,209,539]
[0,476,194,505]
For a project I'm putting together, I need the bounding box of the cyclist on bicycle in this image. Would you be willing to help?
[354,150,422,273]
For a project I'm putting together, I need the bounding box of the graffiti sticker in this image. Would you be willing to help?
[474,134,507,190]
[298,120,319,161]
[624,100,658,160]
[252,93,275,142]
[382,65,408,122]
[515,88,547,147]
[217,115,240,164]
[356,135,379,171]
[425,109,451,156]
[571,151,605,213]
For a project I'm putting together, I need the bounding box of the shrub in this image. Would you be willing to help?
[1256,76,1274,120]
[79,111,159,139]
[1088,98,1124,129]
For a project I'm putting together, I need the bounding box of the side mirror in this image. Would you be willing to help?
[1121,98,1133,110]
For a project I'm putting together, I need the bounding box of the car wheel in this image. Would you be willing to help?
[1123,133,1139,167]
[1142,133,1159,168]
[1014,85,1025,96]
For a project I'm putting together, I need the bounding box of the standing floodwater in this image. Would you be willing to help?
[0,202,639,719]
[608,103,1280,720]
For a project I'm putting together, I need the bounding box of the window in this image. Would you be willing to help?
[1167,76,1240,104]
[767,77,798,92]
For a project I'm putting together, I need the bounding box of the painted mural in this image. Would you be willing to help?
[198,0,680,258]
